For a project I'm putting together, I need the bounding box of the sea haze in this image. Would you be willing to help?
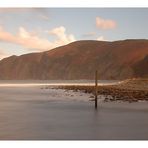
[0,80,120,87]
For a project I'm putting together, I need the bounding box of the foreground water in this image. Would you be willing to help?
[0,83,148,140]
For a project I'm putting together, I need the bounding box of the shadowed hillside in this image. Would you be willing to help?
[0,39,147,80]
[133,55,148,77]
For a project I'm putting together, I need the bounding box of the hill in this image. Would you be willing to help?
[0,39,147,80]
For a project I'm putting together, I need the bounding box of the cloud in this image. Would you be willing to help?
[96,36,106,41]
[0,8,50,22]
[0,26,51,50]
[0,8,35,13]
[0,8,47,13]
[96,17,116,30]
[49,26,76,45]
[0,8,25,13]
[0,26,76,51]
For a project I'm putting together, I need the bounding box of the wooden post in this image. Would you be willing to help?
[95,70,98,109]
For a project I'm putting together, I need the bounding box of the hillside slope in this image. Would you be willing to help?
[0,39,147,80]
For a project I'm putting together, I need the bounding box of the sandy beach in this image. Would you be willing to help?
[0,83,148,140]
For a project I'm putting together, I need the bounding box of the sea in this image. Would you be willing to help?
[0,80,148,140]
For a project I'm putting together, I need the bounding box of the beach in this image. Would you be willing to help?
[59,79,148,102]
[0,82,148,140]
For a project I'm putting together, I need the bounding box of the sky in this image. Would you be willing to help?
[0,8,148,59]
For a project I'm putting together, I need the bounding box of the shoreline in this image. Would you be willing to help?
[57,79,148,103]
[0,78,147,103]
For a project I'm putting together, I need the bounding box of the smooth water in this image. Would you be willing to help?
[0,100,148,140]
[0,80,148,140]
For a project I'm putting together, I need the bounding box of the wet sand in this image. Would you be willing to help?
[0,86,148,140]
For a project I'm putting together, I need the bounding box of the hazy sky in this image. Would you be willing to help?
[0,8,148,59]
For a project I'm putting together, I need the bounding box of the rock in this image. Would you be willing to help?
[89,99,95,101]
[89,95,94,98]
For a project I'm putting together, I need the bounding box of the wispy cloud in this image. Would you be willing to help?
[0,8,47,13]
[96,17,116,30]
[0,26,76,51]
[0,26,51,50]
[0,8,33,13]
[0,8,50,22]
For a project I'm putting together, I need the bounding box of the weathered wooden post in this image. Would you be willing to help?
[95,70,98,109]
